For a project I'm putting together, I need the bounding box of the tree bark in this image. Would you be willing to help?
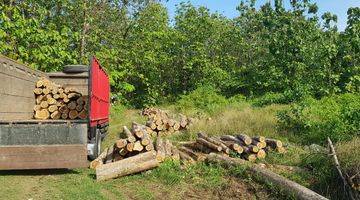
[96,151,158,181]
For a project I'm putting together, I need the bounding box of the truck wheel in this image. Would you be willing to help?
[63,65,88,73]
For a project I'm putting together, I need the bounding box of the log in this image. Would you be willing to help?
[219,140,241,152]
[173,122,180,131]
[220,135,243,144]
[198,133,230,154]
[34,88,43,95]
[69,110,78,119]
[246,145,259,153]
[243,153,257,162]
[236,134,252,145]
[90,146,112,169]
[47,97,57,105]
[155,137,166,162]
[134,130,144,139]
[180,115,188,128]
[206,153,329,200]
[61,113,68,119]
[178,151,195,163]
[115,139,128,149]
[179,146,206,161]
[126,142,134,152]
[155,119,162,126]
[40,101,49,109]
[33,105,41,111]
[36,79,44,88]
[76,97,84,105]
[192,142,215,154]
[327,137,356,200]
[164,140,173,157]
[76,104,83,112]
[266,139,283,149]
[123,126,136,143]
[67,101,77,110]
[34,109,50,120]
[145,143,154,151]
[133,141,144,152]
[251,141,266,149]
[42,88,50,95]
[68,93,81,99]
[48,105,58,113]
[196,138,222,152]
[50,111,61,120]
[36,95,45,104]
[78,110,87,119]
[53,94,60,99]
[59,105,69,114]
[253,136,266,143]
[119,148,128,156]
[257,149,266,159]
[171,146,180,161]
[141,132,151,146]
[168,119,175,127]
[146,120,157,130]
[96,151,159,181]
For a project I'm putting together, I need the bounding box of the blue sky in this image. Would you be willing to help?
[163,0,360,31]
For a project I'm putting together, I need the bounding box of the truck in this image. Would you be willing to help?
[0,55,110,170]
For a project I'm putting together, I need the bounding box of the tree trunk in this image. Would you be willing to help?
[206,153,329,200]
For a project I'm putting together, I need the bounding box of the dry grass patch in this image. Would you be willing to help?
[181,104,288,140]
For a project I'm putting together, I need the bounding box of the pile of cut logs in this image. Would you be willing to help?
[179,133,285,163]
[142,108,192,136]
[90,122,156,170]
[92,128,285,181]
[33,77,88,120]
[92,122,182,181]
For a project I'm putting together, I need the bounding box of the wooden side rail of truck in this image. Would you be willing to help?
[0,55,110,170]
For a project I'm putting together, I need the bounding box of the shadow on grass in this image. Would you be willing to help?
[0,168,80,176]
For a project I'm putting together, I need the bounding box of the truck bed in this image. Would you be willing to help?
[0,56,89,170]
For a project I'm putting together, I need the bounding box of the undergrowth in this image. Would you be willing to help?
[277,93,360,144]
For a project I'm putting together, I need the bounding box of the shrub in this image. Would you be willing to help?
[277,93,360,144]
[176,85,228,114]
[252,92,287,107]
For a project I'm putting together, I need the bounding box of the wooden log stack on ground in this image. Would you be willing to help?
[92,122,185,181]
[33,77,88,120]
[90,123,156,169]
[177,133,285,163]
[142,108,193,137]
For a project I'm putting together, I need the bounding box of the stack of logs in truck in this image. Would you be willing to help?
[33,77,88,120]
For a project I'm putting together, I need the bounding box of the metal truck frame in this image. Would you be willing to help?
[0,55,109,170]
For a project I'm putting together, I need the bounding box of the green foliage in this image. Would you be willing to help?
[252,92,287,107]
[277,93,360,144]
[0,0,359,107]
[176,86,228,114]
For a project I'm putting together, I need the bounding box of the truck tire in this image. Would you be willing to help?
[63,65,88,73]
